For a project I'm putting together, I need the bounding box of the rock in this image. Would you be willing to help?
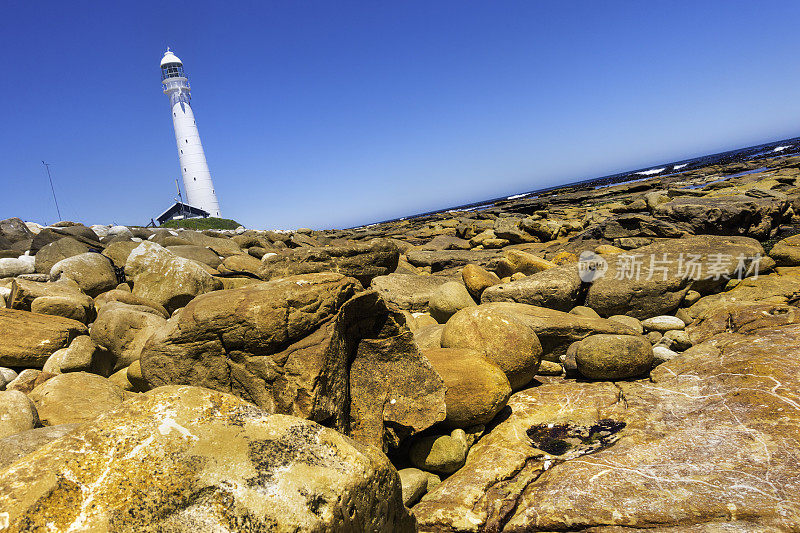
[126,359,149,392]
[686,301,800,345]
[349,332,446,451]
[5,370,48,394]
[91,303,169,372]
[141,274,425,438]
[461,263,501,298]
[481,263,582,312]
[5,278,91,312]
[101,240,140,266]
[176,231,244,257]
[0,424,79,469]
[370,273,449,312]
[537,360,563,376]
[0,217,33,246]
[451,302,639,365]
[652,345,679,365]
[49,252,118,297]
[495,249,556,278]
[416,316,800,531]
[34,237,90,273]
[217,253,263,276]
[606,315,643,334]
[0,309,87,367]
[647,330,663,344]
[428,281,476,323]
[769,233,800,265]
[409,429,469,474]
[654,194,790,239]
[94,288,169,318]
[575,334,653,380]
[440,305,542,389]
[405,249,500,273]
[165,244,223,268]
[107,225,133,240]
[683,289,702,306]
[585,236,765,319]
[0,368,17,391]
[27,372,127,426]
[422,348,511,428]
[258,238,400,286]
[30,293,93,323]
[0,390,39,439]
[641,315,686,332]
[399,468,429,506]
[658,329,693,351]
[569,305,601,318]
[420,235,472,251]
[493,217,536,244]
[595,244,626,255]
[0,386,414,532]
[42,335,112,376]
[519,218,563,241]
[125,241,222,312]
[413,324,444,351]
[0,256,35,278]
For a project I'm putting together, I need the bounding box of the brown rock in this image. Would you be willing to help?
[0,309,87,367]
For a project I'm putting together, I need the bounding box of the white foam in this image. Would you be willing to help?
[673,164,688,170]
[774,145,790,152]
[636,168,666,176]
[506,193,528,200]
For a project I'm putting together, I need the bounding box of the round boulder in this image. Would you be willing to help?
[50,252,118,297]
[422,348,511,427]
[641,315,686,332]
[28,372,127,426]
[441,305,542,389]
[428,281,476,323]
[575,334,653,380]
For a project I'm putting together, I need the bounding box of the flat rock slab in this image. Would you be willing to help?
[415,310,800,531]
[0,386,415,532]
[0,309,87,367]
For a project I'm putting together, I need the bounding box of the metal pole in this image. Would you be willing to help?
[41,161,62,221]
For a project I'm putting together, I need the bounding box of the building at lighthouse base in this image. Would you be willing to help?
[155,202,210,226]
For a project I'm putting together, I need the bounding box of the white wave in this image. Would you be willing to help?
[774,145,790,152]
[636,167,666,176]
[506,193,528,200]
[673,164,688,170]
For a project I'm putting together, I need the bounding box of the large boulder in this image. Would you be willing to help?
[428,281,476,323]
[5,278,92,312]
[0,386,415,532]
[370,273,450,312]
[100,240,140,267]
[49,252,118,297]
[441,304,543,389]
[414,309,800,530]
[0,424,79,469]
[586,236,765,319]
[34,237,89,273]
[125,241,222,312]
[0,256,35,278]
[42,335,112,376]
[0,309,87,367]
[91,304,166,371]
[481,264,583,311]
[574,333,653,379]
[769,233,800,266]
[258,239,400,286]
[349,332,446,451]
[28,372,127,426]
[461,263,501,298]
[422,348,511,428]
[166,244,223,268]
[0,217,33,247]
[653,194,790,239]
[0,390,39,439]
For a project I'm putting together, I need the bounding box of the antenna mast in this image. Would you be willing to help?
[41,161,62,221]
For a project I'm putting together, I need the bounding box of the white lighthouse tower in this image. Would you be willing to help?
[161,48,221,218]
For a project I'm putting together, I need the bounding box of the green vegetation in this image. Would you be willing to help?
[160,217,241,230]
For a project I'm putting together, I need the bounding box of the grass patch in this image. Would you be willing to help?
[161,217,241,230]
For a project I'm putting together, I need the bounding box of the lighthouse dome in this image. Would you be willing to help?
[161,49,182,67]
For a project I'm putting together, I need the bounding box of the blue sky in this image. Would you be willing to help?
[2,1,800,229]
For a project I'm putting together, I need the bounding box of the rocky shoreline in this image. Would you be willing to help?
[2,153,800,531]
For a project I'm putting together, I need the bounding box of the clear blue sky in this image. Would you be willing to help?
[2,1,800,229]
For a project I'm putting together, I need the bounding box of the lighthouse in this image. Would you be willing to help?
[160,48,221,218]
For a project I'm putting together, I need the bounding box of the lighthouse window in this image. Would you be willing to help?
[185,139,188,143]
[180,150,183,154]
[173,113,176,117]
[183,168,186,172]
[193,178,197,181]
